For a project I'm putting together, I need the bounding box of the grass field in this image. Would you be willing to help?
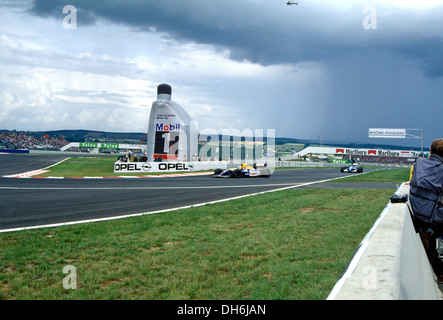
[38,156,212,177]
[38,156,139,177]
[333,167,410,183]
[0,165,410,300]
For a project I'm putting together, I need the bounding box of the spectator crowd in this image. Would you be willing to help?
[342,154,415,165]
[0,131,69,150]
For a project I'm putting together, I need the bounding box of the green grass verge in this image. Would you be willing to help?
[0,187,398,300]
[335,167,410,183]
[39,156,410,180]
[40,157,324,177]
[2,163,409,300]
[41,156,116,177]
[38,157,201,177]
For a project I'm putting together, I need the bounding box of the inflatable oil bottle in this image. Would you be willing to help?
[146,84,197,162]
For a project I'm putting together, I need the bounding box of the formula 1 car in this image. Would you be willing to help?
[340,164,363,173]
[211,164,271,178]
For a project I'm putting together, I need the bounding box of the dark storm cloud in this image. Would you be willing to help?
[21,0,443,146]
[29,0,308,64]
[28,0,443,76]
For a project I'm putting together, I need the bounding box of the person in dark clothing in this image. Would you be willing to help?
[409,138,443,282]
[140,153,147,162]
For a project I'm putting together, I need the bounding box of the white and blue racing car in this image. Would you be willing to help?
[340,163,363,173]
[212,164,272,178]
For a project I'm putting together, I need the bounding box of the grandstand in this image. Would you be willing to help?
[284,146,424,166]
[0,130,427,166]
[0,130,69,151]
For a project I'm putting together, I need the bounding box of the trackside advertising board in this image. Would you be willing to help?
[114,161,222,173]
[79,142,120,149]
[368,128,406,139]
[115,162,191,173]
[297,146,422,158]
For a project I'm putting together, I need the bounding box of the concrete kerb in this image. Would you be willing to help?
[328,183,443,300]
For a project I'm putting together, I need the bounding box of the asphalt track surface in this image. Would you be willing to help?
[0,154,397,231]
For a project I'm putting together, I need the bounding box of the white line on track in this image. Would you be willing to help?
[0,175,348,233]
[2,157,71,178]
[0,182,306,190]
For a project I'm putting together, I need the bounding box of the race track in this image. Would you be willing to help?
[0,154,393,231]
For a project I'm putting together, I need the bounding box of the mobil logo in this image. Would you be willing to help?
[156,123,181,131]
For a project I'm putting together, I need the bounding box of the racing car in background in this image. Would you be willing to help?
[340,163,363,173]
[211,163,272,178]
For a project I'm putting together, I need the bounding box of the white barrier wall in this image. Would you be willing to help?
[328,183,443,300]
[114,161,230,173]
[113,160,343,173]
[275,161,342,168]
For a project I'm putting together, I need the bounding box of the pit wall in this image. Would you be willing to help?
[328,183,443,300]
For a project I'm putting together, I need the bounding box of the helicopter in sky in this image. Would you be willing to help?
[286,1,298,5]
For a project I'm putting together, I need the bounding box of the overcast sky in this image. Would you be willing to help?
[1,0,442,148]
